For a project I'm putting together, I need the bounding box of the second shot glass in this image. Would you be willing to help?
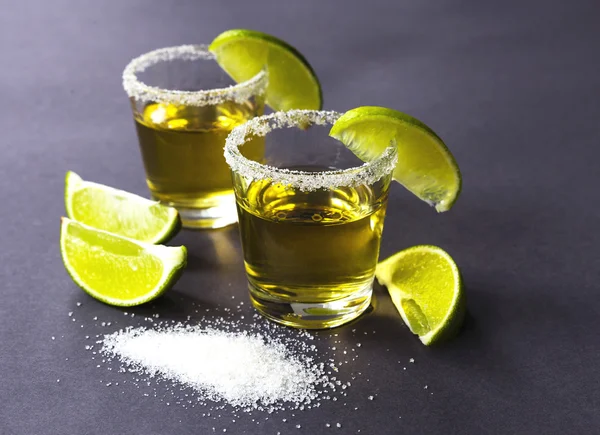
[123,45,267,229]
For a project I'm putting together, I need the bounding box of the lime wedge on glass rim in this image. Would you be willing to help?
[209,29,322,111]
[330,107,461,212]
[65,171,181,244]
[60,218,187,307]
[376,245,466,345]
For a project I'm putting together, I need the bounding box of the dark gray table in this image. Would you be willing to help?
[1,1,599,434]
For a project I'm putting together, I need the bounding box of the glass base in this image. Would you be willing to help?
[248,280,373,329]
[176,203,238,229]
[152,194,238,230]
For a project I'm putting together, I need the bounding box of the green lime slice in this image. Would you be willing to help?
[60,218,187,306]
[65,171,181,244]
[376,245,465,345]
[330,107,461,212]
[209,29,322,111]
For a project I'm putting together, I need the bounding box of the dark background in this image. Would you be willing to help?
[1,1,599,434]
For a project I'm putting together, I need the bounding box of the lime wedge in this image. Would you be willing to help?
[330,107,461,212]
[209,29,322,111]
[60,218,187,306]
[376,245,465,345]
[65,171,181,244]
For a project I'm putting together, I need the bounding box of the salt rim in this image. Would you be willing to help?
[122,44,267,106]
[224,110,398,191]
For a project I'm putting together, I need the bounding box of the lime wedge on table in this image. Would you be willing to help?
[330,107,461,212]
[209,29,322,111]
[65,171,180,244]
[376,245,465,345]
[60,218,187,306]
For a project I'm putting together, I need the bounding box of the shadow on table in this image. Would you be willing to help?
[315,280,547,358]
[171,225,244,272]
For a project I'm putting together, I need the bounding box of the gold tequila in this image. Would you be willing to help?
[235,172,389,328]
[134,101,264,228]
[123,45,268,228]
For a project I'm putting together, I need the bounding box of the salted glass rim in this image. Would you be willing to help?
[122,44,267,106]
[224,110,398,191]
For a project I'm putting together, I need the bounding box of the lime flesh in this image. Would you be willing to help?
[60,218,187,307]
[65,171,180,244]
[330,107,461,212]
[209,29,322,111]
[376,245,465,345]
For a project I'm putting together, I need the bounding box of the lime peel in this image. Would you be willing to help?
[376,245,465,345]
[65,171,181,244]
[60,218,187,307]
[329,106,461,212]
[209,29,322,111]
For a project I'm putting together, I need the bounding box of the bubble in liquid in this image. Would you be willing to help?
[311,214,323,222]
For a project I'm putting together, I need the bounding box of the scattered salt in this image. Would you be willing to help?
[101,322,337,410]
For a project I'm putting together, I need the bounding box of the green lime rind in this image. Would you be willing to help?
[330,107,461,212]
[209,29,322,111]
[60,218,187,307]
[65,171,181,244]
[376,245,466,346]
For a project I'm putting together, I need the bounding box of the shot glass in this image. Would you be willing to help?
[123,45,267,229]
[225,110,397,329]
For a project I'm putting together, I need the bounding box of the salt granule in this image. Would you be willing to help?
[101,324,334,410]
